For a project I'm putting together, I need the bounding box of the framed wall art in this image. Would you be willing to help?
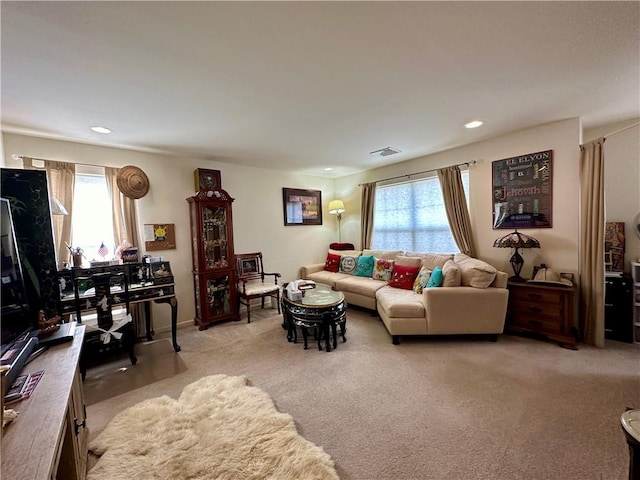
[282,188,323,226]
[144,223,176,251]
[492,150,553,229]
[194,168,221,191]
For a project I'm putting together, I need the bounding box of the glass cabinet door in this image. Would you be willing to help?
[202,205,229,269]
[206,275,231,316]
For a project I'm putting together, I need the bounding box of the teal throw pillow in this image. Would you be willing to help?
[426,266,443,288]
[354,255,375,277]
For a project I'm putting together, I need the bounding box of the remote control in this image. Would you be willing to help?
[25,346,48,365]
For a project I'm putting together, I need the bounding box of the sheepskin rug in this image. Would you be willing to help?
[88,374,339,480]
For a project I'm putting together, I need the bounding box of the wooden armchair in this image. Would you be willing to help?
[235,252,281,323]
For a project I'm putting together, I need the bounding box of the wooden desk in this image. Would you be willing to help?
[1,326,88,479]
[58,264,181,353]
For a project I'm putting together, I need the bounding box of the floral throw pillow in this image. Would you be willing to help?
[388,264,420,290]
[354,255,375,277]
[371,257,395,281]
[339,255,359,275]
[324,253,341,273]
[413,266,432,294]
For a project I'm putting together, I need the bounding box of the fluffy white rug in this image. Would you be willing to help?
[88,374,339,480]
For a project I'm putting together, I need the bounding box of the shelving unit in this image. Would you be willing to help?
[633,262,640,344]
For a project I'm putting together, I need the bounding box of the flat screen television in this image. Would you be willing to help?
[1,197,37,392]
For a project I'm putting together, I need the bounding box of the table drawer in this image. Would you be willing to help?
[510,288,564,306]
[510,311,566,334]
[511,300,563,321]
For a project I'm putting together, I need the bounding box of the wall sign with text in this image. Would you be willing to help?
[492,150,553,229]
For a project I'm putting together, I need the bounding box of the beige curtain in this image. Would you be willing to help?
[105,167,146,336]
[579,138,605,347]
[45,161,75,269]
[22,157,76,269]
[437,166,475,257]
[360,182,376,250]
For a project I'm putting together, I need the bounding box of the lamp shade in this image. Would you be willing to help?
[493,230,540,249]
[50,196,68,216]
[328,200,345,214]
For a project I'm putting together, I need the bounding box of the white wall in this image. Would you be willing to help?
[336,118,582,280]
[3,117,607,331]
[584,120,640,271]
[2,133,336,332]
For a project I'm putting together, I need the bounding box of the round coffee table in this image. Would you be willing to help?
[282,283,347,352]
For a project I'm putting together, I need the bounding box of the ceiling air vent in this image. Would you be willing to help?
[370,147,401,157]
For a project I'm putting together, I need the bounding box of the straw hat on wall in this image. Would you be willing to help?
[116,165,150,199]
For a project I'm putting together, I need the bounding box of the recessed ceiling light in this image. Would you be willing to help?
[90,126,112,134]
[324,167,333,171]
[464,120,483,129]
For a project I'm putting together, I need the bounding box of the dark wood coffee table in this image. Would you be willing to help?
[282,283,347,352]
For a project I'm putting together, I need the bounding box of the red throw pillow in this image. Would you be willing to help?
[324,253,341,273]
[388,264,420,290]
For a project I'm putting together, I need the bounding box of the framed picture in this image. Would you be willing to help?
[492,150,553,229]
[239,257,259,275]
[282,188,323,226]
[194,168,221,191]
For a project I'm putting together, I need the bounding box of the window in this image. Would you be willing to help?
[72,166,115,262]
[371,171,469,253]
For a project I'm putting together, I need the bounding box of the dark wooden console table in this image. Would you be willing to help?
[506,280,577,349]
[57,263,181,353]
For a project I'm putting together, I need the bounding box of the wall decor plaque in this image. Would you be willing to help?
[194,168,221,192]
[492,150,553,229]
[144,223,176,251]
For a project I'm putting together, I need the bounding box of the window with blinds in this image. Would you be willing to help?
[371,171,469,253]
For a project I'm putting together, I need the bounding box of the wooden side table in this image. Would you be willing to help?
[506,280,577,349]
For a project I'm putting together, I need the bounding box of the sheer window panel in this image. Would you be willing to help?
[372,171,469,253]
[72,169,116,262]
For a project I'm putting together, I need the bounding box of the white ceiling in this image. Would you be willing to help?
[2,2,639,177]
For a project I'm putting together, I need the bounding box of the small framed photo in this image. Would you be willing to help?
[239,258,258,276]
[194,168,221,191]
[282,188,323,226]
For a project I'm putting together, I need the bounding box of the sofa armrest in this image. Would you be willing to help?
[423,286,509,334]
[300,263,325,279]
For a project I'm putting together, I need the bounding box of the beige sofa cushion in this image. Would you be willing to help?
[402,252,454,270]
[376,286,425,318]
[363,249,403,260]
[329,249,362,257]
[305,270,350,288]
[454,253,497,288]
[335,276,388,297]
[442,259,462,287]
[394,256,422,268]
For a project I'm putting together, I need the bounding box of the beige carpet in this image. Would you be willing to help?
[87,374,339,480]
[86,306,640,480]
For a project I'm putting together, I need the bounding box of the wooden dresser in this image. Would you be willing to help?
[1,326,88,479]
[506,281,577,349]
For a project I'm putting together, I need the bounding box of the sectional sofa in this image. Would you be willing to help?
[300,249,509,344]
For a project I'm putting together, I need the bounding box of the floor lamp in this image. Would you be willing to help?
[328,200,345,242]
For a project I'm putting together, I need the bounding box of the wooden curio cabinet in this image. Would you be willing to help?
[187,188,239,329]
